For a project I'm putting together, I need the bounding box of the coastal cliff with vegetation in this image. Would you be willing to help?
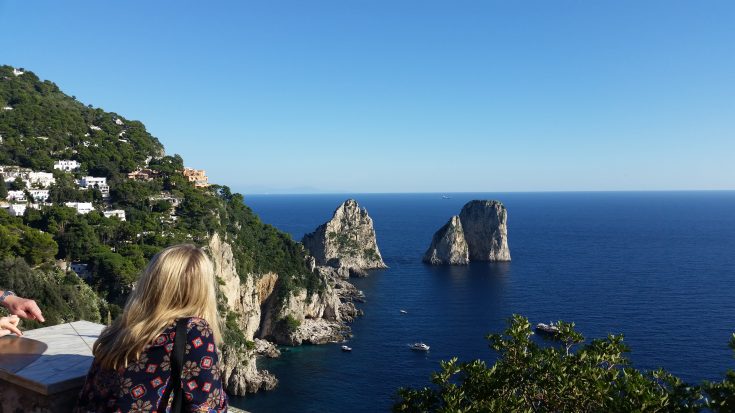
[0,65,357,396]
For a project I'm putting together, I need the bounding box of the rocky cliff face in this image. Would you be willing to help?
[207,232,359,396]
[459,200,511,262]
[208,233,276,395]
[302,199,387,275]
[422,215,469,265]
[424,200,511,265]
[257,282,343,345]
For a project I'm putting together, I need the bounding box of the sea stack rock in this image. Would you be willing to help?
[459,200,511,262]
[422,216,469,265]
[302,199,387,274]
[424,200,511,265]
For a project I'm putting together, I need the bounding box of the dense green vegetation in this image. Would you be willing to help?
[280,314,302,334]
[0,65,319,343]
[0,257,102,328]
[0,209,57,265]
[0,66,162,176]
[395,315,735,413]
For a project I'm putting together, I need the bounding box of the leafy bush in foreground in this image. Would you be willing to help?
[396,315,735,412]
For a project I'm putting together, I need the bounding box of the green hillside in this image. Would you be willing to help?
[0,65,319,337]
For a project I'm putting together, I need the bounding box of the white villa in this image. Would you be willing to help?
[6,190,26,202]
[79,176,106,188]
[0,166,32,181]
[103,209,126,221]
[27,172,55,188]
[65,202,94,214]
[79,176,109,198]
[28,189,50,202]
[53,160,81,172]
[4,204,26,217]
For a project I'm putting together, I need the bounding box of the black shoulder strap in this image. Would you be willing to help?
[161,318,188,413]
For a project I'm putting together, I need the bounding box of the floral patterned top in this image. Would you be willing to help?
[75,317,228,413]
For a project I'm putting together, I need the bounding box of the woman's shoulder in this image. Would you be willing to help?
[184,316,211,328]
[181,317,215,340]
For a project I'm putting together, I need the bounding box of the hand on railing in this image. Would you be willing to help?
[0,315,21,337]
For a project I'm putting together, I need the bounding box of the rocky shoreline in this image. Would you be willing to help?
[214,199,383,396]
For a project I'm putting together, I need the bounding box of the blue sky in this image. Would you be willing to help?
[1,1,733,193]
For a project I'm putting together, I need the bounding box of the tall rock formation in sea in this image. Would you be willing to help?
[459,200,511,262]
[423,200,511,264]
[422,215,469,265]
[302,199,387,275]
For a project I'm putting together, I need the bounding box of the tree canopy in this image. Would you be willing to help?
[395,315,735,413]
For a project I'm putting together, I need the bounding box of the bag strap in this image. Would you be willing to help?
[161,318,188,413]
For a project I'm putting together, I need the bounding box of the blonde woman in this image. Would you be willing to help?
[75,244,228,412]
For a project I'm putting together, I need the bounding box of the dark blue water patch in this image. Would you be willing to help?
[233,191,735,413]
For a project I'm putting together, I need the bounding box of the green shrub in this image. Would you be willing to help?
[395,315,735,413]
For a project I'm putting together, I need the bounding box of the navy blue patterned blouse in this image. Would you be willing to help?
[75,317,228,412]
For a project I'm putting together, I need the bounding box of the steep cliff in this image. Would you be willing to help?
[208,232,354,395]
[422,215,469,265]
[424,200,511,265]
[208,233,277,394]
[459,200,511,262]
[302,199,387,275]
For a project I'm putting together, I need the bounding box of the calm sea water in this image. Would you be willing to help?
[233,192,735,413]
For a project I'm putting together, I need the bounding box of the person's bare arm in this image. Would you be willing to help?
[0,291,45,322]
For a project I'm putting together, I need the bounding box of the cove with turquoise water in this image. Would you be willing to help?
[232,191,735,413]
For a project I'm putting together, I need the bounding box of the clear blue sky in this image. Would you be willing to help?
[1,1,733,193]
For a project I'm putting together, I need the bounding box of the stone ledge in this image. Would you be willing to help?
[0,321,105,412]
[0,321,253,413]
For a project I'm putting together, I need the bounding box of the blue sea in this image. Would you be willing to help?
[232,191,735,413]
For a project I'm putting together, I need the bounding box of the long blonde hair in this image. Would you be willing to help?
[93,244,223,370]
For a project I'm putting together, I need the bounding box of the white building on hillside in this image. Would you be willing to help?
[65,202,94,214]
[4,204,26,217]
[6,190,26,202]
[0,165,32,181]
[103,210,126,221]
[28,189,49,202]
[79,176,109,198]
[28,172,55,188]
[54,160,81,172]
[79,176,106,188]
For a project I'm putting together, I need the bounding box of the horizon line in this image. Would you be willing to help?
[238,188,735,196]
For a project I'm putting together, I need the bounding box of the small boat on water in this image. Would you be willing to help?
[535,322,560,335]
[400,309,408,314]
[409,342,430,352]
[441,195,451,199]
[341,345,352,352]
